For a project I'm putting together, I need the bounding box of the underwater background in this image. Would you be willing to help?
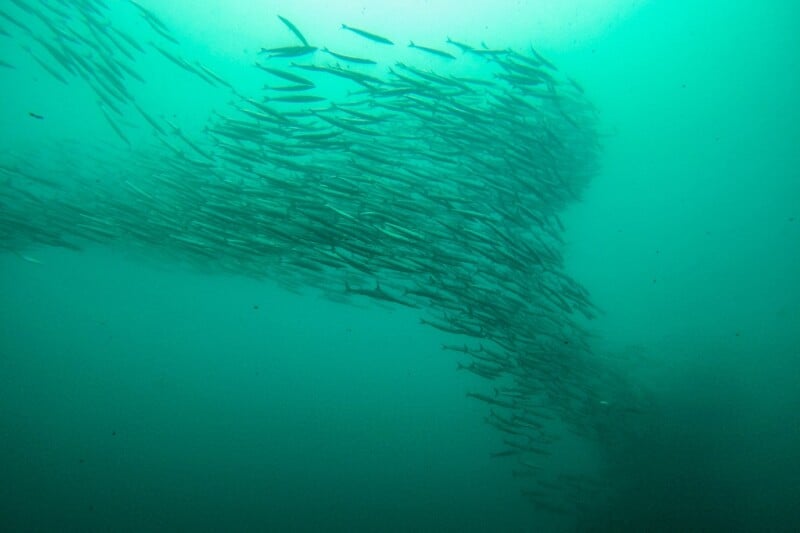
[1,1,798,531]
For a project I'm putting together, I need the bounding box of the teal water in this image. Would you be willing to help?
[1,1,798,532]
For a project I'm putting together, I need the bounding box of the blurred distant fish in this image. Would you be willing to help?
[22,45,68,84]
[14,251,43,265]
[0,8,32,33]
[8,0,39,17]
[566,75,585,94]
[529,45,557,71]
[129,0,179,44]
[194,61,235,90]
[132,101,165,135]
[277,15,309,46]
[341,24,393,45]
[99,104,130,147]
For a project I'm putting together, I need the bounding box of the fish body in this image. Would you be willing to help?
[277,15,309,46]
[409,41,455,60]
[341,24,393,45]
[323,48,376,65]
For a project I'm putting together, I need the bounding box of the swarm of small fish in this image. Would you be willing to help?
[0,0,622,516]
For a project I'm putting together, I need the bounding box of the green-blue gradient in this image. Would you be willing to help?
[1,1,798,532]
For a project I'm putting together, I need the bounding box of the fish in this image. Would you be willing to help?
[322,48,377,65]
[129,0,179,43]
[345,281,417,308]
[341,24,394,45]
[14,251,43,265]
[195,62,235,89]
[99,104,131,147]
[254,64,314,86]
[265,94,327,103]
[0,4,608,513]
[408,41,455,60]
[445,37,474,52]
[264,83,316,92]
[23,46,68,84]
[259,45,317,58]
[292,62,383,85]
[529,45,557,71]
[0,9,32,33]
[277,15,309,46]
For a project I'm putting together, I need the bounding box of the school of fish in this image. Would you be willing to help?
[0,0,631,517]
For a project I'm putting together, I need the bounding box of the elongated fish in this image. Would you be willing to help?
[277,15,309,46]
[409,41,455,60]
[0,9,32,33]
[129,0,178,43]
[99,104,130,147]
[341,24,393,45]
[255,63,314,86]
[22,46,68,84]
[15,251,44,265]
[323,48,376,65]
[445,37,474,52]
[292,62,383,85]
[265,94,326,103]
[259,45,317,58]
[264,83,315,92]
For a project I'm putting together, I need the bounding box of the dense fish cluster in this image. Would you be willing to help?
[1,0,623,516]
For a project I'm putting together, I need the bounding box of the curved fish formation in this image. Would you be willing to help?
[0,0,622,516]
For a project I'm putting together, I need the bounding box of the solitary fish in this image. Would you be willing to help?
[341,24,393,45]
[15,252,43,265]
[277,15,309,46]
